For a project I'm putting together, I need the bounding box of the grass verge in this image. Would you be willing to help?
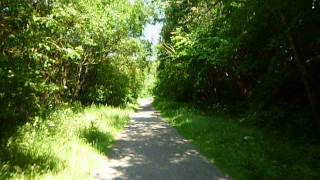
[0,104,132,179]
[153,98,320,180]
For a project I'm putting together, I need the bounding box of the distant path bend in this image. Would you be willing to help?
[94,99,229,180]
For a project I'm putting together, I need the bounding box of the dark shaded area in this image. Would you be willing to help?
[80,126,115,155]
[155,0,320,136]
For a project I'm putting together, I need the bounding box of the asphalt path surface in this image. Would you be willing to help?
[94,99,229,180]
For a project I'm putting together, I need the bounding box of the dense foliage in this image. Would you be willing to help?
[0,0,151,131]
[156,0,320,133]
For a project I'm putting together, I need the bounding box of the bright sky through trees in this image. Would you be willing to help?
[142,23,162,45]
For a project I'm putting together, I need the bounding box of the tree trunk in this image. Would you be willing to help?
[287,34,320,129]
[73,63,89,101]
[266,1,320,129]
[277,12,320,129]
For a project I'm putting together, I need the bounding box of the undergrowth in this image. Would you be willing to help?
[153,98,320,180]
[0,104,131,179]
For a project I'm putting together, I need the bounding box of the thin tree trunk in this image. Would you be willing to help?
[73,63,89,101]
[62,63,68,88]
[287,34,320,129]
[266,2,320,128]
[278,12,320,129]
[73,62,83,100]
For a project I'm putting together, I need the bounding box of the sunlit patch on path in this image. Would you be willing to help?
[94,99,229,180]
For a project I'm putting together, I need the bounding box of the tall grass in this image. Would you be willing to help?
[0,104,131,179]
[153,98,320,180]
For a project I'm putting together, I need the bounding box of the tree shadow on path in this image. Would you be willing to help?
[94,99,230,180]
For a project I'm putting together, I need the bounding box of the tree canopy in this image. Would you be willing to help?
[0,0,153,130]
[155,0,320,132]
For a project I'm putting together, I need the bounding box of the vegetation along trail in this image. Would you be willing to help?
[94,99,229,180]
[1,0,320,179]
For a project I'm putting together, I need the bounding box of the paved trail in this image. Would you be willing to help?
[94,99,229,180]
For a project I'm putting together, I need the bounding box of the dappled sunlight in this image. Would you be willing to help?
[138,98,153,108]
[131,110,155,118]
[93,99,229,180]
[0,104,131,179]
[84,113,97,123]
[169,149,200,164]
